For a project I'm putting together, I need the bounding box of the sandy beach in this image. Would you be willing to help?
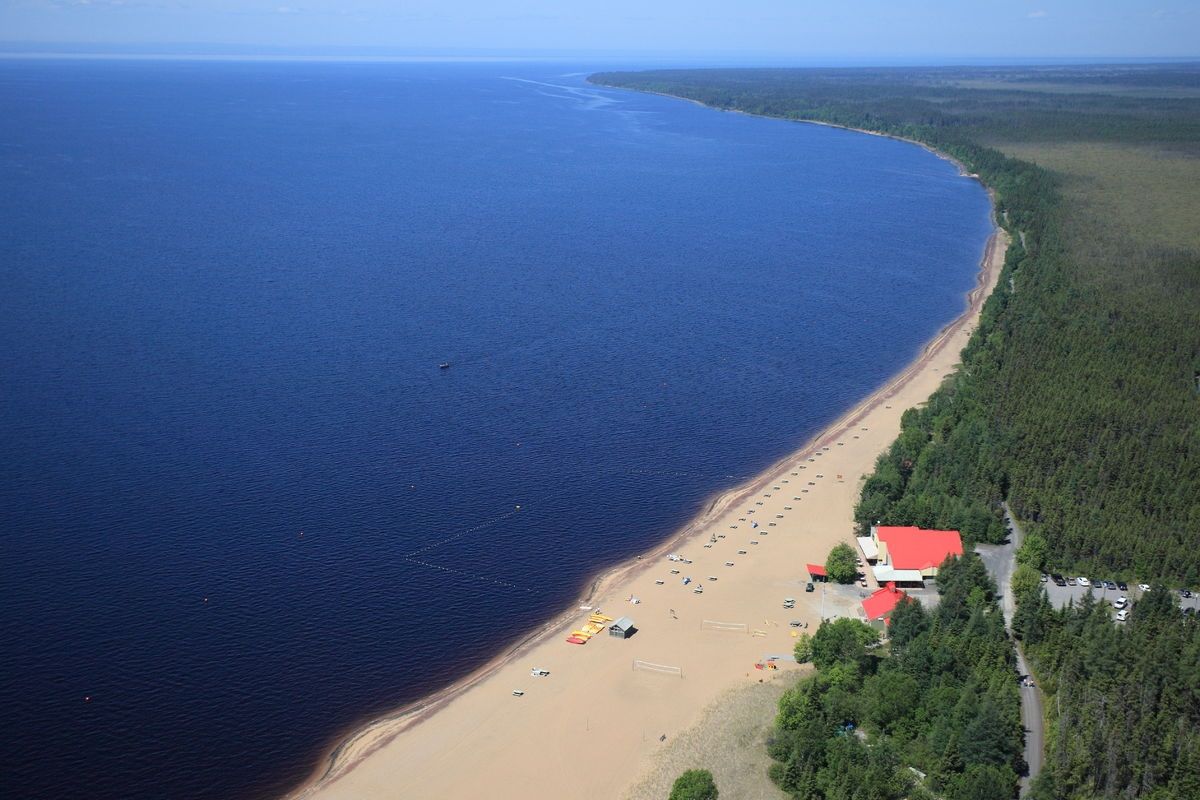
[288,219,1008,800]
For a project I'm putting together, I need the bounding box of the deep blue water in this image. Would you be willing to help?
[0,61,993,800]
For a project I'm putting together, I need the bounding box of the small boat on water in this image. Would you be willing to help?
[439,362,451,369]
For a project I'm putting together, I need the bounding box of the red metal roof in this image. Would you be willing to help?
[875,526,963,570]
[862,583,908,621]
[806,563,827,577]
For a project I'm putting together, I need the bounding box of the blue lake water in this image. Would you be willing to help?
[0,60,993,799]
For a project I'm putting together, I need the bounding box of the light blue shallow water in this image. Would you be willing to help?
[0,60,993,799]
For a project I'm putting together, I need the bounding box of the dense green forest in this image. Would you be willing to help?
[1013,586,1200,799]
[770,555,1022,800]
[590,66,1200,584]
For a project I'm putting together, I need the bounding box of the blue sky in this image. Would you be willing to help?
[1,1,1196,59]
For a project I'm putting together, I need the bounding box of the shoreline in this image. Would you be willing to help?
[285,97,1009,800]
[589,82,980,179]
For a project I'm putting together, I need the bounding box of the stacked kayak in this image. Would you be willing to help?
[565,612,613,644]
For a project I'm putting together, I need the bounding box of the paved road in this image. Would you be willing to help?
[975,503,1044,796]
[975,526,1018,629]
[1013,648,1042,796]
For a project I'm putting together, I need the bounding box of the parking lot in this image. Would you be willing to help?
[1042,579,1200,618]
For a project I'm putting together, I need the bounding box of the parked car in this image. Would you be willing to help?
[805,582,815,593]
[1117,581,1128,591]
[1116,610,1130,622]
[1051,573,1066,586]
[1181,589,1193,599]
[1077,577,1091,587]
[1113,597,1128,610]
[1104,580,1118,590]
[1067,577,1078,586]
[1041,573,1049,583]
[1138,583,1151,592]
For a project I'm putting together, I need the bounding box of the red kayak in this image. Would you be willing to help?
[565,636,587,645]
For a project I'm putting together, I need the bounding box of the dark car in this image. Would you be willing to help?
[1051,574,1066,586]
[1117,581,1128,591]
[1181,589,1193,599]
[1104,580,1118,590]
[805,582,815,593]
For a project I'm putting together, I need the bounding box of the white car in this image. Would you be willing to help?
[1113,597,1128,609]
[1077,577,1091,587]
[1116,610,1130,622]
[1138,583,1151,592]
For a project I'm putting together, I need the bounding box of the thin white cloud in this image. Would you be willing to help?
[1028,10,1048,18]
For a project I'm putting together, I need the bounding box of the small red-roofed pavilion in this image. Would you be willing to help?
[862,582,909,625]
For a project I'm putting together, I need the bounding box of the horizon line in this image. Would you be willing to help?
[1,48,1198,67]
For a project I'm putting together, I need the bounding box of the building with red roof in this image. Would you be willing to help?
[857,525,963,585]
[862,582,909,626]
[806,563,827,581]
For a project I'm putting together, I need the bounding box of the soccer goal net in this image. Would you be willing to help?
[632,660,683,678]
[701,619,749,633]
